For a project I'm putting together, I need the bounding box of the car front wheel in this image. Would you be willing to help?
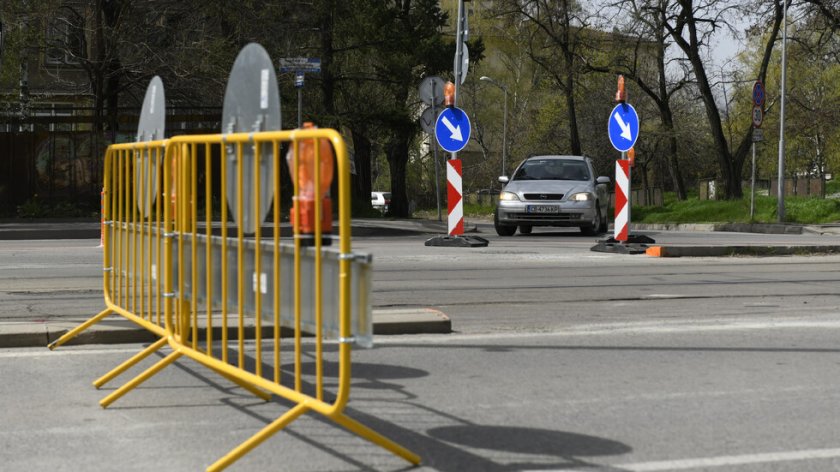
[579,206,601,236]
[494,210,517,236]
[598,203,608,234]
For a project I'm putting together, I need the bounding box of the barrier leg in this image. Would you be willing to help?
[48,308,112,350]
[100,351,183,408]
[93,337,168,389]
[206,403,310,472]
[332,412,421,465]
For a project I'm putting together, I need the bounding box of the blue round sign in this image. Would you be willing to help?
[608,103,639,153]
[435,107,471,153]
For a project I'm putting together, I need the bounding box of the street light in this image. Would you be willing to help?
[777,0,788,222]
[480,75,508,177]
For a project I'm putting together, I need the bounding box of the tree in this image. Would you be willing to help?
[494,0,596,156]
[316,0,454,217]
[747,7,840,193]
[583,0,692,199]
[661,0,786,199]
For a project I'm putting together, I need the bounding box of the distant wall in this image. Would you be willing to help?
[699,178,823,200]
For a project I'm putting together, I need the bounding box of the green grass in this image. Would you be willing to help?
[827,179,840,194]
[413,190,840,225]
[634,193,840,225]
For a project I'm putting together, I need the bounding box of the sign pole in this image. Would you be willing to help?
[418,76,445,222]
[296,72,304,128]
[280,58,321,129]
[624,151,630,234]
[432,96,442,222]
[424,5,487,247]
[593,75,654,253]
[751,80,765,220]
[453,0,465,110]
[750,141,756,219]
[452,0,465,161]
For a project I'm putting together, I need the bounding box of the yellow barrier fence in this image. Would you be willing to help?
[49,141,173,389]
[49,128,420,470]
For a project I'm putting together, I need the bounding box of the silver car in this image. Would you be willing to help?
[494,155,610,236]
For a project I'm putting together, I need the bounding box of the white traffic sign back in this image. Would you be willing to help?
[608,103,640,153]
[435,107,471,153]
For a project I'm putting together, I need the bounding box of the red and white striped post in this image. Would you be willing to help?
[614,159,630,242]
[447,159,464,236]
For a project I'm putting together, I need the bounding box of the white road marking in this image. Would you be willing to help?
[617,447,840,471]
[537,447,840,471]
[373,317,840,344]
[0,347,146,358]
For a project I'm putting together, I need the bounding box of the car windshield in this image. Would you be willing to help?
[512,159,590,181]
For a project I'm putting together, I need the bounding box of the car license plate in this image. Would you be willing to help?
[526,205,559,214]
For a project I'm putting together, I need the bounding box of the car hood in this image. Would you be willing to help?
[503,180,592,198]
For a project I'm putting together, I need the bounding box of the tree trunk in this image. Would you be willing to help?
[351,128,372,206]
[659,107,686,199]
[318,0,337,126]
[687,50,738,198]
[654,17,686,200]
[385,129,411,217]
[564,60,582,155]
[561,2,581,156]
[102,0,121,138]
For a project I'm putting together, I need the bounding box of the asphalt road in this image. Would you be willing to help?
[355,230,840,336]
[4,324,840,471]
[2,230,840,471]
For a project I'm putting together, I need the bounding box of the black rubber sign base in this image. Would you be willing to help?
[591,234,656,254]
[425,235,490,247]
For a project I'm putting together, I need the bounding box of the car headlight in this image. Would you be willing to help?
[569,192,593,201]
[499,191,520,201]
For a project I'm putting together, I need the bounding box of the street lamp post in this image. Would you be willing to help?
[777,0,788,222]
[480,76,508,177]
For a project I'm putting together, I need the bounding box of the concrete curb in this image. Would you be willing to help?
[0,308,452,349]
[646,245,840,257]
[633,222,840,235]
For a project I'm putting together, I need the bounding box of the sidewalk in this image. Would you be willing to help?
[0,308,453,349]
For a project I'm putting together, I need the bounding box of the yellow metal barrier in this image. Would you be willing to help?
[49,141,173,388]
[50,128,420,470]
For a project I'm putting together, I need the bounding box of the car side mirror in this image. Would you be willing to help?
[498,176,510,184]
[596,176,611,185]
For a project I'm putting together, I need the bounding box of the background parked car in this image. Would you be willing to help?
[371,191,391,213]
[494,155,610,236]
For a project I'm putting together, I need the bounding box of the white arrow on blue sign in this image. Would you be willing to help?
[608,103,640,153]
[435,107,471,153]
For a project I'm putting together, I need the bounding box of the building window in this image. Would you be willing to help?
[34,103,75,131]
[45,16,84,66]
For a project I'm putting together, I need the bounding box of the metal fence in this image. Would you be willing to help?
[0,107,220,215]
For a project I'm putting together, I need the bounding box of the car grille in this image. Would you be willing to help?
[508,212,584,221]
[523,193,564,201]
